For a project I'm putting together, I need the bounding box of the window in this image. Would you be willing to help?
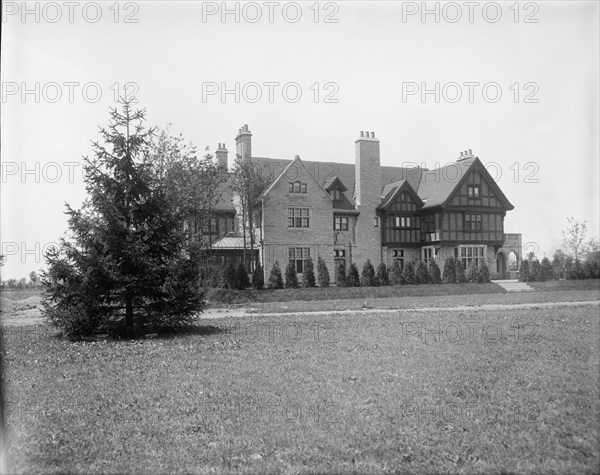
[401,191,406,201]
[460,245,486,269]
[422,247,435,267]
[334,248,346,270]
[423,215,436,232]
[394,216,412,228]
[288,208,310,228]
[330,189,342,200]
[467,185,480,198]
[289,247,310,273]
[202,218,217,234]
[334,216,348,231]
[465,213,482,231]
[392,249,404,271]
[289,181,307,194]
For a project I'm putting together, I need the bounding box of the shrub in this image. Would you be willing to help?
[429,260,441,284]
[302,258,316,288]
[479,260,491,283]
[552,252,566,279]
[221,263,237,289]
[334,261,346,287]
[519,260,530,282]
[388,260,403,285]
[456,259,466,283]
[268,261,284,289]
[564,257,574,279]
[584,252,600,279]
[346,263,360,287]
[402,261,416,284]
[285,260,299,288]
[235,264,250,289]
[415,261,430,284]
[361,259,376,286]
[376,262,389,286]
[442,257,457,283]
[199,266,222,288]
[316,256,330,287]
[572,259,585,279]
[465,261,480,283]
[252,263,264,289]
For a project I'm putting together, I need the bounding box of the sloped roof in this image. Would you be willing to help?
[379,179,424,210]
[251,156,423,207]
[417,157,477,209]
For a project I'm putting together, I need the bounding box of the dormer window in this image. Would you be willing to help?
[330,189,342,200]
[289,181,307,194]
[467,185,480,198]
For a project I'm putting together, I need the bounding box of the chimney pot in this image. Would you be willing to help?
[360,131,364,138]
[294,154,300,159]
[370,132,375,138]
[468,148,472,155]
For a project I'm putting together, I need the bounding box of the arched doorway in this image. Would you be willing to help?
[496,252,507,279]
[507,251,519,279]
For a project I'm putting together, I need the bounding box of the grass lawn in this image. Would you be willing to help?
[528,279,600,292]
[207,282,507,305]
[2,304,599,473]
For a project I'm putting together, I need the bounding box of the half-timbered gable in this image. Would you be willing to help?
[378,180,423,247]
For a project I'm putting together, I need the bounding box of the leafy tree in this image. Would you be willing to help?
[402,261,416,284]
[42,101,204,339]
[346,263,360,287]
[442,257,457,283]
[456,259,466,283]
[479,260,491,283]
[465,261,480,283]
[388,261,403,285]
[584,255,600,279]
[6,279,17,290]
[415,261,430,284]
[334,261,346,287]
[302,258,316,288]
[562,217,589,261]
[530,259,542,282]
[252,263,264,289]
[519,260,530,282]
[316,256,330,287]
[268,261,284,289]
[232,154,268,267]
[29,271,38,286]
[429,260,441,284]
[376,262,389,286]
[285,260,298,288]
[235,263,250,289]
[17,277,27,289]
[361,259,376,286]
[572,259,585,279]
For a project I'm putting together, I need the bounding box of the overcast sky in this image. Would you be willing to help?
[1,1,599,279]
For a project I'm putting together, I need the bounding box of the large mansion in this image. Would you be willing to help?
[203,125,522,281]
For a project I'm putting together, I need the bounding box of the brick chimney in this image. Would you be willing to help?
[235,124,252,160]
[215,143,228,169]
[353,130,382,265]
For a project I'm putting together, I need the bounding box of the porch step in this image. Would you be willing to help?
[491,279,535,292]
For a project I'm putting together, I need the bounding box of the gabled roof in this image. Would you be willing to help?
[418,157,513,210]
[324,176,348,192]
[251,156,423,207]
[261,156,333,201]
[378,179,424,210]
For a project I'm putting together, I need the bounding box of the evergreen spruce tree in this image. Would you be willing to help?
[346,263,361,287]
[42,101,204,339]
[388,260,403,285]
[235,263,250,289]
[361,259,376,286]
[268,261,284,289]
[465,261,480,283]
[316,256,330,287]
[302,258,316,288]
[540,257,553,282]
[442,257,457,283]
[334,261,347,287]
[415,261,430,284]
[252,263,264,289]
[402,261,416,284]
[376,262,389,286]
[221,263,237,289]
[519,260,530,282]
[479,260,491,283]
[429,260,441,284]
[456,259,466,283]
[285,260,299,288]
